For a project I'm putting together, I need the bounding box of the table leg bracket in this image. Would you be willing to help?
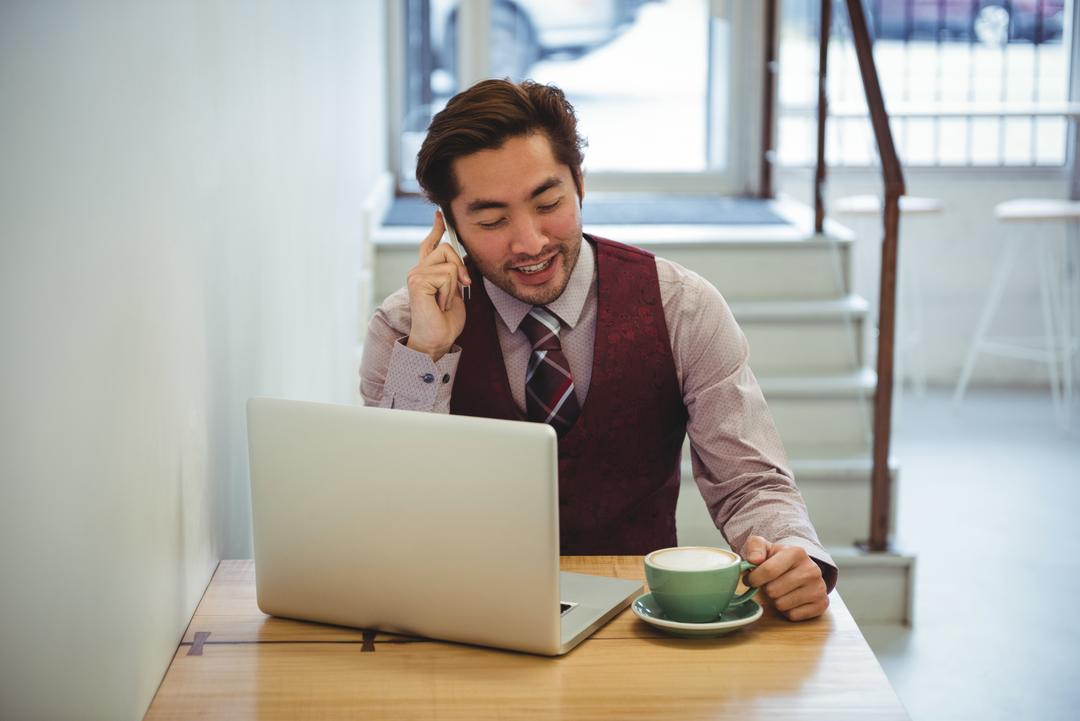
[186,631,210,656]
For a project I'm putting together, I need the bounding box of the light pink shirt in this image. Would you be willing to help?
[360,238,837,587]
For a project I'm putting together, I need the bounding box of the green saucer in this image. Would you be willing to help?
[632,592,763,638]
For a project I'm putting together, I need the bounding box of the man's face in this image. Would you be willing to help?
[448,133,583,307]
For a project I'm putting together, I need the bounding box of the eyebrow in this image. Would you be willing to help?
[464,176,564,215]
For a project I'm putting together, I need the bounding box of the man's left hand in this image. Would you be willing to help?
[743,536,829,622]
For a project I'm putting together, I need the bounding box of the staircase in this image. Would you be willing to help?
[367,193,915,626]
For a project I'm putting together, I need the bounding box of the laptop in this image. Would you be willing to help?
[246,397,643,656]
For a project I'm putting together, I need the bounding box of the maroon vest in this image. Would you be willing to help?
[450,236,688,554]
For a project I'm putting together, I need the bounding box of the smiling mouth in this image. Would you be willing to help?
[515,258,552,274]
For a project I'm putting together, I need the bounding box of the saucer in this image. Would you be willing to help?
[631,593,763,638]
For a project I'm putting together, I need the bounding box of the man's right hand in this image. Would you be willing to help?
[405,211,472,361]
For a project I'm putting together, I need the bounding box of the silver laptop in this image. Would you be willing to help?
[246,398,642,656]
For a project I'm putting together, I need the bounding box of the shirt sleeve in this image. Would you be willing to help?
[359,287,461,413]
[661,262,839,592]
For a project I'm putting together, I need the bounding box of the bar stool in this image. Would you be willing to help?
[953,199,1080,429]
[835,194,943,411]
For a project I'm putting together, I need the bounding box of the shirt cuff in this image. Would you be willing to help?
[775,536,839,594]
[380,337,461,413]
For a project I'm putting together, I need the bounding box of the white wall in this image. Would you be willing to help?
[0,1,386,719]
[778,166,1071,386]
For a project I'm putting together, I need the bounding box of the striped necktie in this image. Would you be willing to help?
[520,306,581,437]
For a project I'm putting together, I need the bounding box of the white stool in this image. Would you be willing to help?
[835,194,943,408]
[953,199,1080,429]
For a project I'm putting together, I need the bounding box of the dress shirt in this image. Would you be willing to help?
[360,238,838,589]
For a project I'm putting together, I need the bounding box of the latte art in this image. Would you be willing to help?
[649,547,736,571]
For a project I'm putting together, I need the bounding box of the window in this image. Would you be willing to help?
[777,0,1075,167]
[390,0,766,194]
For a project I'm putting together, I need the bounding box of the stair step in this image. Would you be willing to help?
[758,370,876,453]
[371,217,855,304]
[679,449,897,477]
[732,296,868,376]
[639,241,850,302]
[791,455,897,478]
[791,457,900,546]
[670,496,915,625]
[828,546,916,625]
[676,371,876,457]
[678,456,899,547]
[760,367,876,396]
[729,294,869,321]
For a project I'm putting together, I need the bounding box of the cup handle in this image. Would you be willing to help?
[729,561,759,606]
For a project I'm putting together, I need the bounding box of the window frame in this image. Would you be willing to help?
[774,0,1080,171]
[386,0,769,196]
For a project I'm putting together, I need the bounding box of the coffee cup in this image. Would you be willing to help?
[643,546,758,624]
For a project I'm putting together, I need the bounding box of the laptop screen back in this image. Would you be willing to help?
[247,398,564,655]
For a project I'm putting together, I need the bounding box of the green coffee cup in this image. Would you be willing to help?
[644,546,759,624]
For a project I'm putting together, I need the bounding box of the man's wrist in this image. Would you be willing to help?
[381,339,461,412]
[774,536,838,593]
[405,336,453,362]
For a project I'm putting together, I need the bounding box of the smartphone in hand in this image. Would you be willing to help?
[440,206,470,301]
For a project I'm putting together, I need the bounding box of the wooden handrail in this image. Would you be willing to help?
[814,0,831,234]
[843,0,904,195]
[759,0,778,199]
[845,0,906,552]
[766,0,904,551]
[814,0,907,552]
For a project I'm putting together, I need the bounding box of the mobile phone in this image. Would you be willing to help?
[440,206,470,301]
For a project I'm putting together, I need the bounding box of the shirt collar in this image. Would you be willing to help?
[483,236,595,333]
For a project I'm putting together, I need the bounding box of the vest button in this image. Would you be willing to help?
[421,373,435,384]
[442,373,451,383]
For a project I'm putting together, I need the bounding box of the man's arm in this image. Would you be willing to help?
[359,289,461,411]
[359,211,470,411]
[660,260,837,618]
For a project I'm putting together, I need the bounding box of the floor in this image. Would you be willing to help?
[860,387,1080,721]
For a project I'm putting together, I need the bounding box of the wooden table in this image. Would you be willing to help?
[144,558,909,720]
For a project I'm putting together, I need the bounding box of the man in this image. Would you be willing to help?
[361,79,835,621]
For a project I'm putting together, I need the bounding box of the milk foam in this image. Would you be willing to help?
[650,548,735,571]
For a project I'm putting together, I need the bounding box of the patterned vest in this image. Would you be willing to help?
[451,236,688,554]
